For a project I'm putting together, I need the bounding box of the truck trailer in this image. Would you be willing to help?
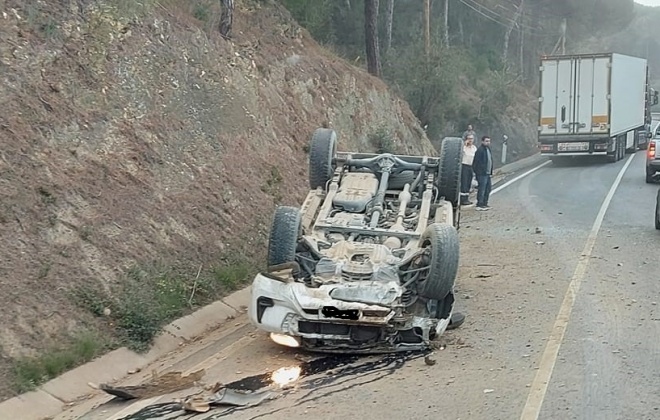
[537,52,658,162]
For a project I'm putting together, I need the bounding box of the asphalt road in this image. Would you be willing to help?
[60,151,660,420]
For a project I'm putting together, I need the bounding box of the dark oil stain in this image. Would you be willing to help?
[121,350,428,420]
[119,402,182,420]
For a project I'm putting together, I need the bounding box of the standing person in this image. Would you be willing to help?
[472,135,493,211]
[460,134,477,206]
[462,124,476,141]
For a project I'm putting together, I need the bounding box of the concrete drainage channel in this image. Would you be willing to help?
[0,288,252,420]
[0,153,548,420]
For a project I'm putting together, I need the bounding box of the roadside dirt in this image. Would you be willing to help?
[0,0,436,399]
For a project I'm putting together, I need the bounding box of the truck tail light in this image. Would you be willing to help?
[539,144,553,152]
[649,142,656,157]
[594,143,608,151]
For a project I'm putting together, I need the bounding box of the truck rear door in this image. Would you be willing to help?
[539,55,611,137]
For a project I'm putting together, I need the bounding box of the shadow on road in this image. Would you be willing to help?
[548,155,624,167]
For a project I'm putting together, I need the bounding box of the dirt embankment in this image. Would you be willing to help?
[0,0,434,399]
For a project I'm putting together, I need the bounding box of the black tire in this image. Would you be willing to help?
[655,190,660,230]
[388,170,416,190]
[428,293,456,338]
[550,157,565,166]
[607,141,618,163]
[309,128,338,190]
[416,223,460,301]
[434,293,455,321]
[436,137,463,208]
[646,170,654,184]
[267,206,302,267]
[608,137,622,162]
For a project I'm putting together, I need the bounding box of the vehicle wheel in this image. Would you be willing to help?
[388,170,417,190]
[432,292,455,321]
[416,223,460,301]
[614,139,620,161]
[267,206,302,266]
[646,171,654,184]
[655,190,660,230]
[309,128,338,190]
[436,137,463,208]
[427,293,456,338]
[607,140,618,163]
[626,135,637,154]
[550,157,565,166]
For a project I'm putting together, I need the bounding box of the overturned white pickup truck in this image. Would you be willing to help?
[248,128,464,353]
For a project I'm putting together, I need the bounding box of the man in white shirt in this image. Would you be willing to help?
[460,134,477,206]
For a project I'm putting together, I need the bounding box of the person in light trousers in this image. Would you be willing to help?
[460,134,477,206]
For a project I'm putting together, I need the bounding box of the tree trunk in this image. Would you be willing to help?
[424,0,430,56]
[524,0,540,84]
[219,0,234,39]
[458,19,464,45]
[365,0,382,76]
[560,18,567,54]
[385,0,394,52]
[519,0,525,79]
[502,0,523,68]
[444,0,449,47]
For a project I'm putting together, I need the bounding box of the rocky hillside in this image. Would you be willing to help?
[0,0,435,399]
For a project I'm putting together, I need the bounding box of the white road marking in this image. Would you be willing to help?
[491,160,551,195]
[519,153,636,420]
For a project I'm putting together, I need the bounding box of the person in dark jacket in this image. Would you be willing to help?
[472,135,493,210]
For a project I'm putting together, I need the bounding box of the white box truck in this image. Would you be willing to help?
[537,53,658,162]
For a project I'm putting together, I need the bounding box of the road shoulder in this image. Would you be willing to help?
[0,154,547,420]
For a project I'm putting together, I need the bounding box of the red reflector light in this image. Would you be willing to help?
[540,144,553,152]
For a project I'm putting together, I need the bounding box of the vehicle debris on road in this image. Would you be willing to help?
[96,369,205,400]
[181,388,277,413]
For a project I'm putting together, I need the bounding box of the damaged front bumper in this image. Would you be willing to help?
[248,272,451,353]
